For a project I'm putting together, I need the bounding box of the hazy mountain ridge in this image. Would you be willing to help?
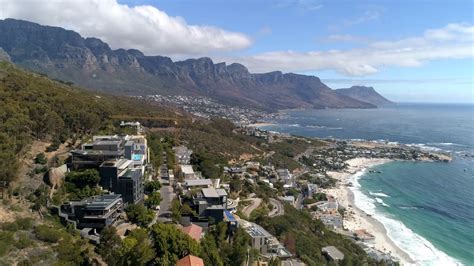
[0,18,386,110]
[336,86,394,106]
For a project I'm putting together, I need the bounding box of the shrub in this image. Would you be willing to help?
[16,217,34,230]
[15,232,34,249]
[34,225,63,243]
[34,153,47,164]
[1,222,18,231]
[0,231,14,256]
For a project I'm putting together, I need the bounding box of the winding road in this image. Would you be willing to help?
[268,198,284,217]
[242,198,262,217]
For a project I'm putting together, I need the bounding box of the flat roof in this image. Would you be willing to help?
[94,140,121,146]
[82,194,122,210]
[180,165,194,174]
[101,159,133,168]
[244,223,272,238]
[72,150,123,156]
[92,135,120,141]
[185,179,212,187]
[202,188,227,198]
[322,246,344,260]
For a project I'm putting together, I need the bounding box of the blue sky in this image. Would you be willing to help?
[2,0,473,103]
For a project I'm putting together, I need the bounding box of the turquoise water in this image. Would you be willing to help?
[359,160,473,265]
[260,103,474,265]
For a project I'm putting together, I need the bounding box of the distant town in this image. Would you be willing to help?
[138,94,280,126]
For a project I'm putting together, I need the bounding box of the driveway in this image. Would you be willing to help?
[242,198,262,217]
[268,198,284,217]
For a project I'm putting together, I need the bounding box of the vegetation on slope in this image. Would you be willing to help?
[254,204,384,266]
[0,61,178,184]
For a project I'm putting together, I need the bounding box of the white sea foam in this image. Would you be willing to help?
[369,192,390,198]
[399,206,419,210]
[374,197,390,207]
[406,143,443,152]
[305,125,344,130]
[349,170,464,266]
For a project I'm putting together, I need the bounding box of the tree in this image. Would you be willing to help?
[120,229,155,266]
[66,169,100,188]
[229,178,242,193]
[200,234,224,266]
[55,235,91,265]
[170,199,182,222]
[145,191,162,208]
[125,204,154,226]
[0,133,20,182]
[144,180,161,193]
[223,228,250,266]
[28,103,64,139]
[98,226,122,266]
[150,223,201,265]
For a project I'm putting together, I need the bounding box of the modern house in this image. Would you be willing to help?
[58,194,123,230]
[184,179,213,190]
[306,183,319,197]
[99,159,144,204]
[322,246,345,262]
[71,135,148,170]
[180,165,196,179]
[240,220,292,258]
[191,188,228,223]
[277,169,294,187]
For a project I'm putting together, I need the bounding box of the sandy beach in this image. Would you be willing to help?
[325,158,415,265]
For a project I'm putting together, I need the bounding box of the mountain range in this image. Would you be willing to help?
[0,18,393,110]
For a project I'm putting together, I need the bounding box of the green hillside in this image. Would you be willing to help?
[0,61,177,183]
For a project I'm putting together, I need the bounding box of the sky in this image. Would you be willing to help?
[0,0,473,103]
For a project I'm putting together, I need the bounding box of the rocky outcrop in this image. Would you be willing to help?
[336,86,394,106]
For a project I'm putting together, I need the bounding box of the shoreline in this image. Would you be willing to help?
[246,122,277,127]
[325,158,415,265]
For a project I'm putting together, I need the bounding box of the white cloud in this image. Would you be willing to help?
[322,77,469,85]
[329,9,382,31]
[220,23,474,76]
[0,0,252,55]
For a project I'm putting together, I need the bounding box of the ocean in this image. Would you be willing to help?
[259,103,474,265]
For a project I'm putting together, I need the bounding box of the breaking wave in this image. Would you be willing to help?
[369,192,390,198]
[349,169,463,266]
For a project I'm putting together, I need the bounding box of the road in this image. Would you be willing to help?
[156,185,176,223]
[242,198,262,217]
[268,198,284,217]
[294,193,304,210]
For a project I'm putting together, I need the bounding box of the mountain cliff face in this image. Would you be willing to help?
[0,48,10,62]
[0,18,378,110]
[336,86,393,107]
